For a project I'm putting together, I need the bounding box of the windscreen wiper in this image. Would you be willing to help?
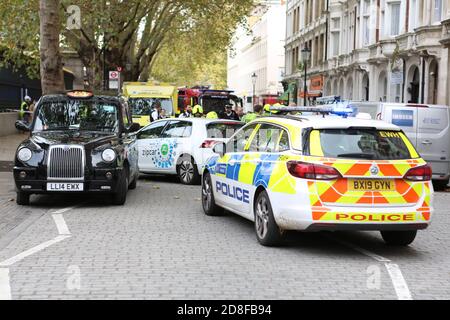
[337,153,376,159]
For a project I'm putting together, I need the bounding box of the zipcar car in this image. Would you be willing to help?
[136,118,243,185]
[202,114,433,246]
[14,91,140,206]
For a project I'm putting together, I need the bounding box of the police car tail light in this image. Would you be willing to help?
[200,140,220,148]
[404,165,432,181]
[287,161,341,180]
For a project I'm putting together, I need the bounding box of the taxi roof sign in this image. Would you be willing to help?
[66,90,94,99]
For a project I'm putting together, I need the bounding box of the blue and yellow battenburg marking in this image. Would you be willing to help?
[205,154,297,194]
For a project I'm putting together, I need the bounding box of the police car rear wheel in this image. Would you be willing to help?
[432,179,448,191]
[380,230,417,246]
[177,156,200,185]
[202,173,223,216]
[254,191,284,246]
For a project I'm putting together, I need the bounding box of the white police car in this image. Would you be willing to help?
[202,106,433,247]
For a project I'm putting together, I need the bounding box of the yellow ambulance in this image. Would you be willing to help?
[123,82,179,127]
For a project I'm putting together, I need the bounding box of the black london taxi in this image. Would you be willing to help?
[14,91,141,206]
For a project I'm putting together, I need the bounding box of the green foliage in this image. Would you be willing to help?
[0,0,40,78]
[0,0,255,87]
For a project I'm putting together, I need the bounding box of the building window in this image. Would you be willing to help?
[363,0,370,45]
[389,2,401,36]
[409,0,418,31]
[331,17,341,56]
[433,0,443,24]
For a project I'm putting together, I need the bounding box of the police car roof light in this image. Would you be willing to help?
[270,103,355,118]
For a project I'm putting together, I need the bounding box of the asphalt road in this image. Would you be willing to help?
[0,173,449,300]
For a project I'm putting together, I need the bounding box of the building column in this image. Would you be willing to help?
[448,49,450,105]
[425,0,432,26]
[437,50,448,105]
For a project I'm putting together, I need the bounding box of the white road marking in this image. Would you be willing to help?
[0,268,12,300]
[385,263,413,300]
[52,214,71,235]
[331,236,391,263]
[0,206,77,299]
[327,235,412,300]
[0,235,70,267]
[51,206,77,215]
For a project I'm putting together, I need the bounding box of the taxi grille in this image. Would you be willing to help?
[48,145,85,180]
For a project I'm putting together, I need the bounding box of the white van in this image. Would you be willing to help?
[349,102,450,190]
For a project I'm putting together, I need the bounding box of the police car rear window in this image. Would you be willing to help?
[207,122,244,139]
[307,129,418,160]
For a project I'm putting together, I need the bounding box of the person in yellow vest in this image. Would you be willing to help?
[263,104,272,116]
[242,104,263,123]
[20,96,33,123]
[192,104,204,118]
[271,102,283,114]
[206,111,218,119]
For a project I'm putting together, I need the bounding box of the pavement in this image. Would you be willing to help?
[0,134,449,300]
[0,133,27,163]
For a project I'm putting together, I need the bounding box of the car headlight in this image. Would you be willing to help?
[102,149,116,163]
[17,147,32,162]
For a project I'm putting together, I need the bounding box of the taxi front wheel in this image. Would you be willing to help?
[380,230,417,246]
[254,191,284,247]
[16,192,30,206]
[111,168,128,206]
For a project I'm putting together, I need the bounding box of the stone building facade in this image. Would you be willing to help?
[284,0,450,106]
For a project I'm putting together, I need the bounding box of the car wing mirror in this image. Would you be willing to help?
[213,142,226,157]
[15,120,30,132]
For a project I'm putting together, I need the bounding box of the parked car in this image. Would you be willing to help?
[136,118,244,185]
[14,91,140,206]
[350,102,450,190]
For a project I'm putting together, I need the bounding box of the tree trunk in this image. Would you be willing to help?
[39,0,65,95]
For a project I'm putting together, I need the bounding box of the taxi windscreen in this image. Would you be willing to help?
[33,101,119,133]
[308,129,418,160]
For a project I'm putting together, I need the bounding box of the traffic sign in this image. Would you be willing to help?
[109,71,119,80]
[109,71,119,90]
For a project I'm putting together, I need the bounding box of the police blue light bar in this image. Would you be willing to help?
[270,102,356,118]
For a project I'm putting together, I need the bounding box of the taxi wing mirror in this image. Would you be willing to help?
[213,142,226,157]
[15,120,30,132]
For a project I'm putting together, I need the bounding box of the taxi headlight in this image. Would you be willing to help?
[102,149,116,163]
[17,148,32,162]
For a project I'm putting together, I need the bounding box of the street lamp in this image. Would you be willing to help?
[251,72,258,106]
[301,45,311,106]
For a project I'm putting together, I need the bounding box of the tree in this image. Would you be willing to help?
[0,0,255,90]
[63,0,254,88]
[0,0,40,78]
[39,0,65,94]
[151,43,228,88]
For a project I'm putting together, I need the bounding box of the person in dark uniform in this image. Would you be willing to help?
[220,103,240,121]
